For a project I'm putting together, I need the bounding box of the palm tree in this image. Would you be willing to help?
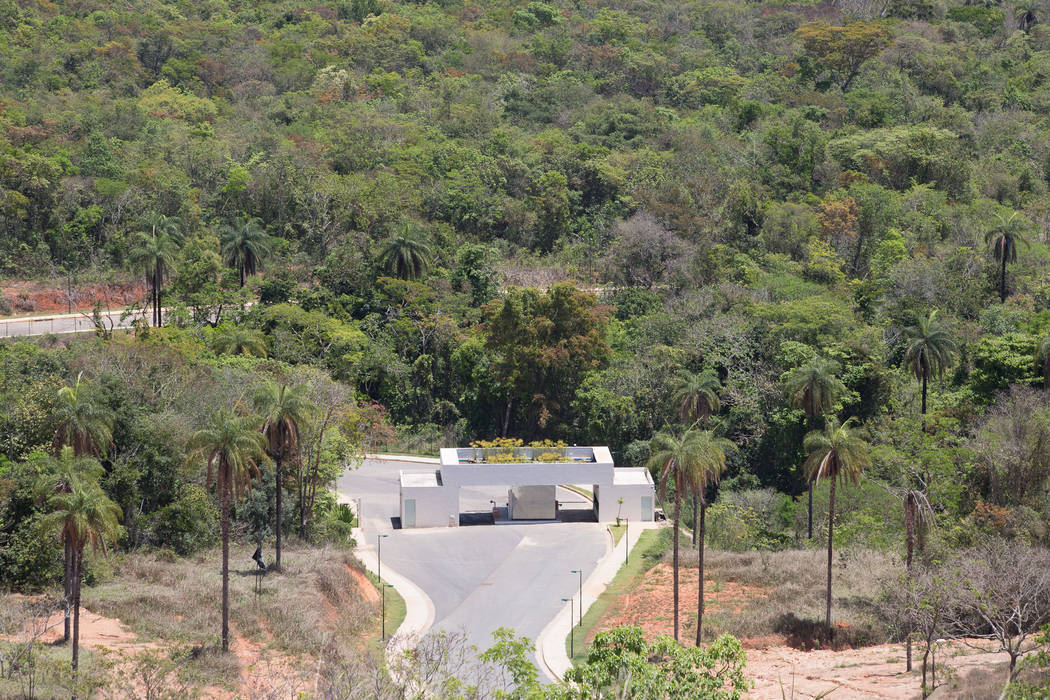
[672,369,721,424]
[129,213,181,326]
[646,428,711,642]
[51,372,114,642]
[985,212,1030,303]
[221,216,271,287]
[41,481,121,697]
[803,416,870,635]
[1037,335,1050,389]
[377,225,432,280]
[188,408,268,653]
[903,310,957,429]
[783,358,845,539]
[52,372,113,459]
[34,447,105,644]
[255,381,309,571]
[689,430,733,645]
[212,325,268,358]
[672,368,721,547]
[1016,2,1038,31]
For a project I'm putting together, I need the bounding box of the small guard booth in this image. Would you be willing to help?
[398,445,655,528]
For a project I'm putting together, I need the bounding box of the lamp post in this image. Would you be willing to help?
[377,533,388,583]
[382,583,394,640]
[570,569,583,627]
[625,517,629,564]
[562,597,574,658]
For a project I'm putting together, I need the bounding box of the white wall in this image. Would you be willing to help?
[401,486,458,528]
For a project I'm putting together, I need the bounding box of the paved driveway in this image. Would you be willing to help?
[337,459,608,665]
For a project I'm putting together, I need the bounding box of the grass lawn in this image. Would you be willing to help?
[364,572,407,657]
[566,528,669,665]
[609,524,625,545]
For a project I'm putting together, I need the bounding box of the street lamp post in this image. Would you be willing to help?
[625,517,629,564]
[382,582,394,640]
[570,569,583,627]
[378,533,388,583]
[562,597,574,658]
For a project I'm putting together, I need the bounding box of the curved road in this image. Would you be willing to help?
[337,458,608,668]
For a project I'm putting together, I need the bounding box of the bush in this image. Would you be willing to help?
[151,484,219,555]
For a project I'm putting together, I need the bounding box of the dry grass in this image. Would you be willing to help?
[83,542,377,687]
[663,547,895,647]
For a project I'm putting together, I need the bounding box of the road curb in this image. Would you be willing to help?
[352,527,436,658]
[534,521,663,682]
[365,453,440,465]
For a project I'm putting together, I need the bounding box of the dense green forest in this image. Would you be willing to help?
[3,0,1050,693]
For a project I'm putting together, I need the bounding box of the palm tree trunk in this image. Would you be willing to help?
[691,494,698,548]
[240,265,246,289]
[1000,255,1007,303]
[672,493,681,642]
[502,398,513,437]
[696,502,706,646]
[221,479,231,653]
[826,477,836,635]
[920,372,927,432]
[905,494,915,672]
[275,455,282,571]
[63,533,71,643]
[156,265,163,327]
[71,549,82,699]
[807,482,813,540]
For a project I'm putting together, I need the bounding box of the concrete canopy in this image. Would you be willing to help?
[398,446,655,528]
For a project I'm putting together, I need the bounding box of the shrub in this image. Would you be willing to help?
[151,484,219,555]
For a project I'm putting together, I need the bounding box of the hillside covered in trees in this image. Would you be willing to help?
[3,0,1050,694]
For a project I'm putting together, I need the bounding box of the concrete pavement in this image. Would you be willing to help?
[337,457,609,672]
[535,519,663,682]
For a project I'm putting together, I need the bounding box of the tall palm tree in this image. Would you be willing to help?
[377,225,432,280]
[672,368,721,547]
[188,408,268,653]
[646,428,710,642]
[34,447,105,644]
[803,416,870,635]
[255,381,309,571]
[212,325,268,358]
[1037,335,1050,389]
[221,216,271,287]
[783,358,845,539]
[51,372,113,642]
[41,481,121,697]
[129,213,181,326]
[903,310,957,429]
[985,212,1030,303]
[689,430,734,645]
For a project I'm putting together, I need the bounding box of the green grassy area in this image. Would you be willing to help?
[562,484,594,500]
[364,572,407,657]
[566,528,669,665]
[609,524,625,545]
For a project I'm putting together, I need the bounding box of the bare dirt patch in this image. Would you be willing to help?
[588,552,1015,699]
[1,279,144,316]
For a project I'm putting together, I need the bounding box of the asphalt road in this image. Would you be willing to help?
[0,309,147,337]
[337,459,608,666]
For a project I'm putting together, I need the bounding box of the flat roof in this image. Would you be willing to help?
[613,468,652,486]
[400,470,442,487]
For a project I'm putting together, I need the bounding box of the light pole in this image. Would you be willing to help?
[377,533,388,583]
[625,517,629,564]
[570,569,583,627]
[382,582,394,639]
[562,597,574,658]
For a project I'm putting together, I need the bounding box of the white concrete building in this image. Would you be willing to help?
[398,446,655,528]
